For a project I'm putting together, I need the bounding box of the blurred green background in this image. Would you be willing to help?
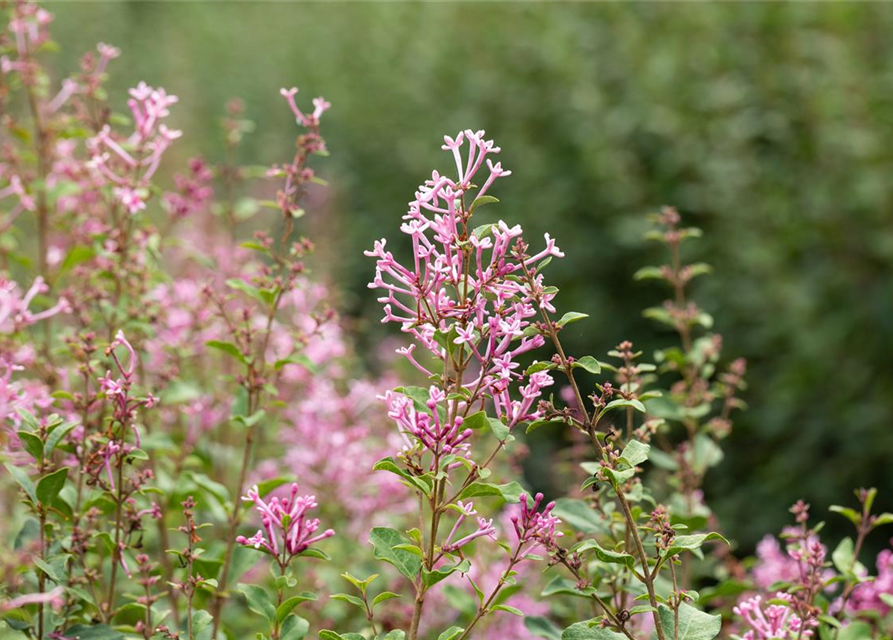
[47,2,893,552]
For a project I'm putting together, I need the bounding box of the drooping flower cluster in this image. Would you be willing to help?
[734,593,817,640]
[237,484,335,562]
[366,130,564,459]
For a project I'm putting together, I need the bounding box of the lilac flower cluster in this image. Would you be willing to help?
[87,82,181,215]
[237,484,335,562]
[366,130,564,457]
[734,593,817,640]
[511,492,563,557]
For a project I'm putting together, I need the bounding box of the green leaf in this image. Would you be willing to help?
[664,532,729,558]
[463,411,489,431]
[372,591,401,607]
[527,361,558,375]
[277,593,317,623]
[524,616,562,640]
[369,527,422,580]
[372,457,433,496]
[602,398,646,415]
[192,610,214,636]
[17,431,43,461]
[437,627,465,640]
[487,417,510,441]
[619,440,650,467]
[238,583,277,623]
[556,312,589,327]
[5,463,37,503]
[280,615,310,640]
[832,537,855,574]
[206,340,248,364]
[45,421,77,456]
[378,632,406,640]
[552,498,608,534]
[561,621,626,640]
[331,593,367,609]
[469,195,499,214]
[657,602,721,640]
[838,622,873,640]
[423,559,470,588]
[60,625,126,640]
[874,513,893,526]
[457,481,523,503]
[526,418,567,434]
[829,505,861,526]
[633,266,665,281]
[572,356,601,374]
[572,539,636,570]
[492,604,523,616]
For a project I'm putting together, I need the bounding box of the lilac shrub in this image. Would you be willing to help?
[1,2,892,640]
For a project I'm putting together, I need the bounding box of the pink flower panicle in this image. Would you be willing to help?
[87,82,181,215]
[367,131,564,460]
[733,593,817,640]
[236,484,334,563]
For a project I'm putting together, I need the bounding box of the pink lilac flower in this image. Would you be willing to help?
[442,501,498,553]
[86,83,181,212]
[366,131,563,457]
[1,586,65,611]
[237,484,334,561]
[0,276,69,333]
[734,593,817,640]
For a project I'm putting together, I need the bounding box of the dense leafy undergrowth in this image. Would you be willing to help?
[1,2,891,640]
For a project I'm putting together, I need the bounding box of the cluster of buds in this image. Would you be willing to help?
[382,386,473,462]
[648,505,676,552]
[511,492,563,558]
[271,87,329,218]
[163,157,214,219]
[236,484,335,565]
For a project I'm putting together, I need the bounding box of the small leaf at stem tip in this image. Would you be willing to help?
[468,194,499,214]
[829,505,861,526]
[372,591,401,607]
[556,311,589,327]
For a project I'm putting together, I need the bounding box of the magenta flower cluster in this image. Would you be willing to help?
[237,484,335,561]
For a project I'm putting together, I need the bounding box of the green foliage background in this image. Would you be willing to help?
[48,2,893,551]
